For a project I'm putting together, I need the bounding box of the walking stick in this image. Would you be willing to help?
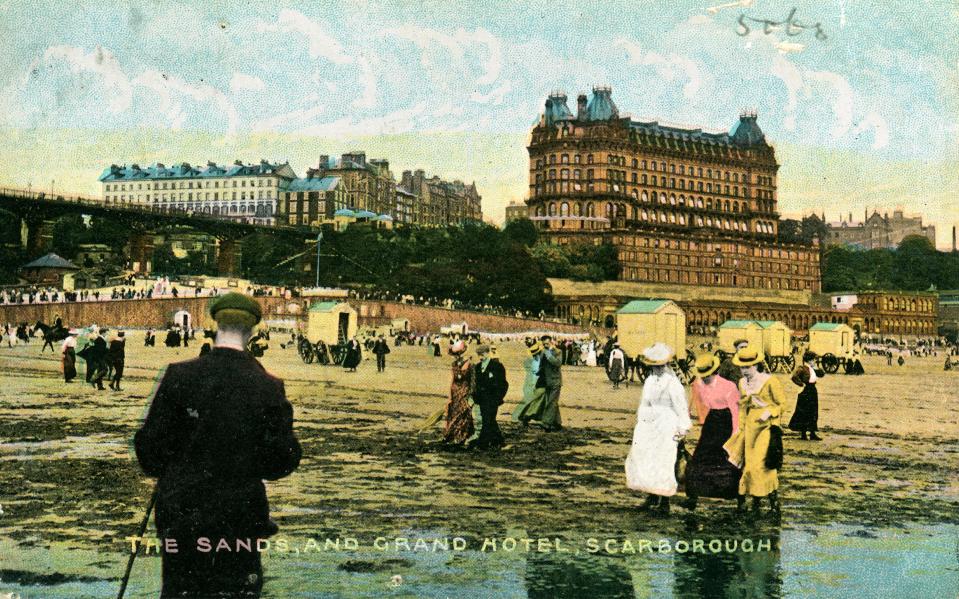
[117,485,159,599]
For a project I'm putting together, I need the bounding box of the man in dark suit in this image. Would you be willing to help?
[108,331,126,391]
[469,344,508,449]
[372,335,391,372]
[135,292,301,598]
[537,335,563,431]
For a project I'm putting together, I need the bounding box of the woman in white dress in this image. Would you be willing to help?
[585,341,597,367]
[625,343,692,515]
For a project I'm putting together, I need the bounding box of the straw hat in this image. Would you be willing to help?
[527,341,544,356]
[694,353,721,378]
[732,344,765,367]
[640,342,674,366]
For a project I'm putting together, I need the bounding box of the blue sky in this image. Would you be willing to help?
[0,1,957,243]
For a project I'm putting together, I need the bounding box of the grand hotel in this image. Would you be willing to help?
[525,87,820,294]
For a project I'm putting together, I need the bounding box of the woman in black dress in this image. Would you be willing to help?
[789,351,823,440]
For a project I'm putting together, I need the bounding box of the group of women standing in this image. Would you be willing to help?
[625,343,796,516]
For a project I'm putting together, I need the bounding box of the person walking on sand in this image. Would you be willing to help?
[343,337,362,371]
[135,292,301,598]
[788,351,823,441]
[625,343,691,516]
[536,335,564,432]
[469,344,508,449]
[512,340,546,426]
[444,340,474,446]
[682,354,743,512]
[61,332,77,383]
[108,331,126,391]
[608,342,626,389]
[372,334,391,372]
[723,345,784,516]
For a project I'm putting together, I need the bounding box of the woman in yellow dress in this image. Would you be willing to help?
[723,345,783,515]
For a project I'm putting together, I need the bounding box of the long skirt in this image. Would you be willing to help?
[512,387,546,423]
[788,384,818,432]
[608,358,625,382]
[62,348,77,382]
[685,408,742,499]
[444,391,474,444]
[625,405,681,496]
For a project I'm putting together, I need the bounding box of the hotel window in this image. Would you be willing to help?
[561,154,569,164]
[561,169,569,179]
[587,154,594,164]
[652,175,658,186]
[651,161,657,171]
[670,164,676,173]
[660,162,666,171]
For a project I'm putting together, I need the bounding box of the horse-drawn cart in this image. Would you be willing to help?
[298,302,356,365]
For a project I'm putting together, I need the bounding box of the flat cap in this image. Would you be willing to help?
[209,292,262,324]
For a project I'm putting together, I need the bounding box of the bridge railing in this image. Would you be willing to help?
[0,185,305,231]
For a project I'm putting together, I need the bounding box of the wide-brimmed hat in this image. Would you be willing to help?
[528,341,543,356]
[640,342,674,366]
[732,345,765,367]
[449,340,467,355]
[694,353,721,378]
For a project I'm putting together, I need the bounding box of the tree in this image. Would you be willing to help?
[777,219,801,244]
[50,214,85,259]
[503,218,538,247]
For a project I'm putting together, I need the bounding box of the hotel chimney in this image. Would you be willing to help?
[953,225,957,252]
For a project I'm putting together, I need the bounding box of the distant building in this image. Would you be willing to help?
[21,253,79,285]
[395,185,417,225]
[98,159,297,225]
[526,86,820,292]
[829,290,938,336]
[282,175,348,227]
[311,152,396,218]
[504,201,528,222]
[824,210,936,249]
[399,169,483,227]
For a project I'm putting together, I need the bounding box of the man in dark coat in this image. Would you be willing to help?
[134,293,301,598]
[88,329,110,391]
[109,331,126,391]
[372,335,391,372]
[469,344,508,449]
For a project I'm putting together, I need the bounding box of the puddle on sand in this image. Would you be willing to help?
[0,524,955,598]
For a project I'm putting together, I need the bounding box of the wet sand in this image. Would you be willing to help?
[0,334,956,595]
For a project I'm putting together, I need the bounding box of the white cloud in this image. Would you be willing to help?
[256,8,353,65]
[852,110,890,149]
[770,53,804,131]
[470,82,511,105]
[230,72,265,93]
[251,103,326,133]
[134,70,239,134]
[613,38,703,99]
[806,70,854,139]
[380,25,505,89]
[43,45,133,112]
[353,56,376,109]
[296,103,428,137]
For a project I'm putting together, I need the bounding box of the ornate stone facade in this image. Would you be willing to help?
[526,87,820,292]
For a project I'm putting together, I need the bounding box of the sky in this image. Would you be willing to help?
[0,0,956,246]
